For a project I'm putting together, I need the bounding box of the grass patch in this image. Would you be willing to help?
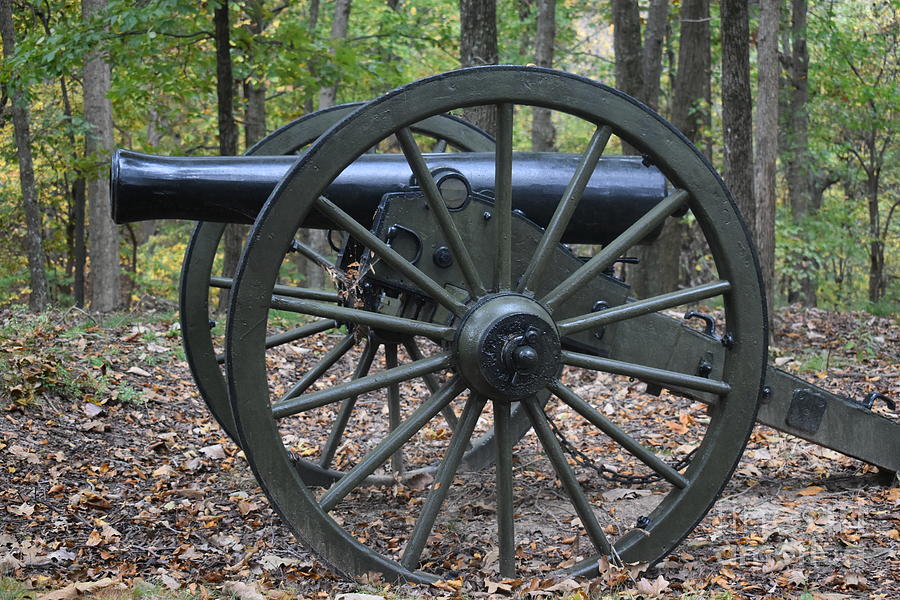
[0,307,180,409]
[0,578,32,600]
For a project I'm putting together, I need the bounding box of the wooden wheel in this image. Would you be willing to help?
[226,67,767,581]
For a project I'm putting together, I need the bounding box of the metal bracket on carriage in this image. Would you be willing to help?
[683,311,718,339]
[858,391,896,412]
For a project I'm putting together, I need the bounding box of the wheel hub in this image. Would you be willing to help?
[455,294,560,400]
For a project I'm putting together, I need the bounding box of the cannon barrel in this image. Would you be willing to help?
[112,150,668,245]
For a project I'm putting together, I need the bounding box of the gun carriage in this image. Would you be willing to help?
[111,67,898,583]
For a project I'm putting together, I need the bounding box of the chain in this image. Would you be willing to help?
[544,406,697,486]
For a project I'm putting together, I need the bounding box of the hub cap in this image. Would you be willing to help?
[455,294,560,400]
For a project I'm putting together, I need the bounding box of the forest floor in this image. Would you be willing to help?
[0,304,897,600]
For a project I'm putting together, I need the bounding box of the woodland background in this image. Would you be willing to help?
[0,0,897,317]
[0,3,899,598]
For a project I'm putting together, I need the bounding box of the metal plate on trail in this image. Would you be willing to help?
[786,388,829,434]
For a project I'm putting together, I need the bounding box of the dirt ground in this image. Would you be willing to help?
[0,305,897,599]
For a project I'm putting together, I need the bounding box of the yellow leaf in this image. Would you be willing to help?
[797,485,824,496]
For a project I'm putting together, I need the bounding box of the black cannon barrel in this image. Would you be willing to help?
[112,150,668,245]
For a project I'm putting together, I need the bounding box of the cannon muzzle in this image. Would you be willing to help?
[112,150,668,245]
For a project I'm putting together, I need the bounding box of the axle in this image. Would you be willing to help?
[111,150,668,245]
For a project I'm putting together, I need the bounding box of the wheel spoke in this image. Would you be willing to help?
[314,196,468,317]
[318,378,466,512]
[319,339,379,469]
[385,344,405,474]
[269,296,455,341]
[546,381,689,488]
[278,334,356,402]
[521,395,616,558]
[210,276,340,303]
[542,189,689,312]
[556,280,732,337]
[272,352,454,418]
[402,338,459,431]
[401,394,487,569]
[290,238,335,272]
[494,399,516,577]
[494,103,514,291]
[396,127,486,298]
[517,125,612,294]
[216,318,337,364]
[561,349,731,396]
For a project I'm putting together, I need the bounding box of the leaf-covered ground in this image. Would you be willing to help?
[0,305,897,599]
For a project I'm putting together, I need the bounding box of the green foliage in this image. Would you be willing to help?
[0,0,896,312]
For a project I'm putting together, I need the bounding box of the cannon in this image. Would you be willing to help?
[111,67,898,583]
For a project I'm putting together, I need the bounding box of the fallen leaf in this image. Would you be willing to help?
[406,472,434,491]
[635,575,670,597]
[258,554,301,571]
[101,524,121,541]
[797,486,824,496]
[201,444,227,459]
[8,445,40,465]
[334,595,385,600]
[7,503,34,517]
[152,465,174,478]
[85,529,103,547]
[47,548,76,563]
[238,500,259,516]
[160,574,180,590]
[126,366,152,377]
[544,578,581,592]
[0,553,24,573]
[37,578,118,600]
[224,581,265,600]
[81,403,103,418]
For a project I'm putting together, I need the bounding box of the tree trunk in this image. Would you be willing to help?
[0,0,49,311]
[721,0,755,240]
[83,0,120,312]
[867,173,885,302]
[61,77,87,308]
[214,2,238,156]
[612,0,643,101]
[863,138,885,302]
[616,0,679,298]
[754,0,779,323]
[531,0,556,151]
[243,0,267,148]
[671,0,710,144]
[784,0,816,305]
[0,0,49,312]
[318,0,351,109]
[641,0,668,111]
[304,0,320,114]
[214,0,242,313]
[34,7,85,307]
[459,0,498,135]
[670,0,711,291]
[306,0,353,291]
[516,0,534,61]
